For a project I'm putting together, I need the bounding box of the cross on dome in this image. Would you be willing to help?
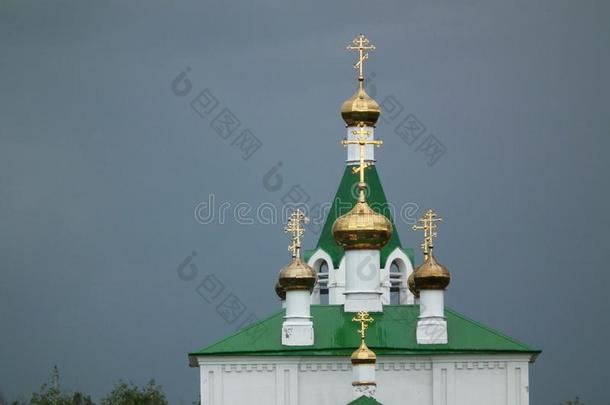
[352,311,375,340]
[284,209,309,258]
[412,209,443,258]
[341,123,383,197]
[346,33,376,81]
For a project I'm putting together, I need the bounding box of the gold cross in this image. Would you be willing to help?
[412,209,443,258]
[341,124,383,193]
[346,33,376,80]
[284,209,309,258]
[352,311,374,340]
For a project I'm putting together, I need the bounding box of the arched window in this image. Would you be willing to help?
[389,260,401,305]
[319,262,329,273]
[313,259,330,305]
[390,261,399,273]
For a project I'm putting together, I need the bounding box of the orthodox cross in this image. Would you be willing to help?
[346,33,376,80]
[412,209,443,258]
[284,209,308,258]
[341,124,383,192]
[352,311,374,341]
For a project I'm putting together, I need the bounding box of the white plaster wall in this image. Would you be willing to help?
[307,250,346,305]
[345,126,376,164]
[197,355,532,405]
[383,248,415,305]
[309,249,417,306]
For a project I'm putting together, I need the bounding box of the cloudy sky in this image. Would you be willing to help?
[1,0,609,403]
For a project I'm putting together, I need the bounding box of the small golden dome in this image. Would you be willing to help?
[332,195,392,250]
[413,252,451,290]
[274,280,286,300]
[407,271,420,298]
[340,83,381,127]
[351,340,377,365]
[278,257,317,291]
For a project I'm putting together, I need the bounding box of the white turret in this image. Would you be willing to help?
[412,209,451,344]
[350,311,377,399]
[332,34,392,313]
[277,210,317,346]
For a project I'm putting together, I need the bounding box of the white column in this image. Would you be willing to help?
[352,364,377,399]
[282,290,314,346]
[431,359,455,405]
[329,258,346,304]
[346,126,375,165]
[344,250,383,312]
[417,289,448,344]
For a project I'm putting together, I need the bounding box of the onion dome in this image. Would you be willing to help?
[278,257,317,292]
[340,83,381,127]
[407,271,419,298]
[274,280,286,300]
[413,252,451,290]
[351,339,377,365]
[332,193,392,250]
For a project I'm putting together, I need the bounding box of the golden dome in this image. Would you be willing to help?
[278,257,317,291]
[274,280,286,300]
[332,195,392,250]
[351,339,377,365]
[413,252,451,290]
[407,271,420,298]
[340,83,381,127]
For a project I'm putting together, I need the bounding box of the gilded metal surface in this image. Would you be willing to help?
[412,209,443,260]
[340,86,381,127]
[350,340,377,365]
[277,209,317,293]
[278,256,317,291]
[351,311,377,365]
[342,33,381,127]
[332,123,391,250]
[407,271,420,298]
[332,197,392,250]
[412,209,450,290]
[352,381,378,386]
[284,209,308,258]
[342,124,382,183]
[413,252,451,290]
[346,33,375,82]
[274,280,286,300]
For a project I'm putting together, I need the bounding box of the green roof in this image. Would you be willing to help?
[347,396,383,405]
[189,305,540,365]
[304,166,414,268]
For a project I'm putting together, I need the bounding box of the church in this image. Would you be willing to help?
[188,34,540,405]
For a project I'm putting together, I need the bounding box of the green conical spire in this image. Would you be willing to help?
[304,165,413,268]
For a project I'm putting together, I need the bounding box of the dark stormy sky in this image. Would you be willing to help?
[1,0,609,404]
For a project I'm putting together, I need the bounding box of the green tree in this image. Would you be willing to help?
[100,380,167,405]
[30,366,94,405]
[563,397,584,405]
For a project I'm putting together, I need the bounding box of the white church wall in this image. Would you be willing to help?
[331,256,346,304]
[298,362,352,405]
[197,354,531,405]
[375,359,433,404]
[383,248,414,305]
[309,249,417,307]
[308,249,346,305]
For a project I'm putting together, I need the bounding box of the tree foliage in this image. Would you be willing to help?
[1,367,169,405]
[100,380,167,405]
[30,366,94,405]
